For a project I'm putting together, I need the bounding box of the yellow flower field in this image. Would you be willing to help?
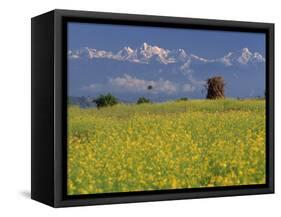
[67,99,265,195]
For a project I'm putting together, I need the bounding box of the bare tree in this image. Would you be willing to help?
[147,85,153,100]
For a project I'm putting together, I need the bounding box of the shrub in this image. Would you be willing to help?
[176,97,189,101]
[137,97,151,104]
[93,93,118,108]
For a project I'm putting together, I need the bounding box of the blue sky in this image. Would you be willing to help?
[67,22,266,100]
[68,22,265,58]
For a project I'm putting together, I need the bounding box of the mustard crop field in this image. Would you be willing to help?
[67,99,266,195]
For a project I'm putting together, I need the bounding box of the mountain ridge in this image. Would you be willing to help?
[68,42,265,66]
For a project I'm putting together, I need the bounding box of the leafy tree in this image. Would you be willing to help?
[176,97,189,101]
[93,93,118,108]
[137,97,151,104]
[146,85,153,100]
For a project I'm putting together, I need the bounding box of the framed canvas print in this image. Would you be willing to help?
[31,9,274,207]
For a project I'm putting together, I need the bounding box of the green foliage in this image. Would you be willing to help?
[147,85,153,90]
[93,93,118,108]
[137,97,151,104]
[176,97,189,101]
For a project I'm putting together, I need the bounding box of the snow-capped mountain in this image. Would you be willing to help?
[69,42,182,64]
[68,42,265,100]
[68,42,265,67]
[218,48,265,66]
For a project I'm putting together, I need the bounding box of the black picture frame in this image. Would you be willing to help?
[31,9,274,207]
